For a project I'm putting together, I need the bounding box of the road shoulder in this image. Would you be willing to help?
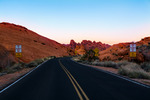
[72,59,150,87]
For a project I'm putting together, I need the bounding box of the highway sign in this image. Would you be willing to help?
[15,53,22,57]
[130,52,136,57]
[94,48,99,56]
[95,53,99,56]
[130,43,136,57]
[15,45,22,57]
[130,44,136,52]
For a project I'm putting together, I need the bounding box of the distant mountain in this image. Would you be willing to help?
[64,39,111,55]
[99,37,150,63]
[0,22,73,68]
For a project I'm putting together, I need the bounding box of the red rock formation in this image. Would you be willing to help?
[0,22,71,65]
[0,45,16,69]
[64,40,111,55]
[99,37,150,63]
[70,39,77,49]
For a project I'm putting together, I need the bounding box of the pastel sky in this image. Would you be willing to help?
[0,0,150,45]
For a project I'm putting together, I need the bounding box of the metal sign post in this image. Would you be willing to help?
[130,42,136,61]
[94,48,99,56]
[15,45,22,63]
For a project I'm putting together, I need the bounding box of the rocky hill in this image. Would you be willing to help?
[0,45,16,70]
[0,22,72,68]
[64,39,111,55]
[99,37,150,63]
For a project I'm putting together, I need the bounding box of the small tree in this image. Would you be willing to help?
[81,49,98,62]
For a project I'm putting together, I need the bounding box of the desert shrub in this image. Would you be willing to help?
[81,49,98,62]
[112,53,118,56]
[80,54,87,61]
[117,60,130,67]
[118,63,150,79]
[148,45,150,49]
[0,67,3,72]
[0,56,55,75]
[138,49,142,53]
[3,63,25,74]
[50,56,56,59]
[26,56,54,68]
[107,56,111,60]
[26,62,37,68]
[82,61,92,65]
[141,62,150,72]
[92,61,117,69]
[26,59,44,68]
[118,57,122,61]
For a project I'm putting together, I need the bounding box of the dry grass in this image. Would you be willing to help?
[141,62,150,72]
[0,68,33,90]
[92,61,117,68]
[0,56,54,90]
[75,55,150,80]
[1,56,54,74]
[118,63,150,79]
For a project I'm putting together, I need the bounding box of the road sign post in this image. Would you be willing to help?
[94,48,99,56]
[15,45,22,63]
[129,42,136,61]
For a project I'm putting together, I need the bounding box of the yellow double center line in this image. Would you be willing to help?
[59,60,89,100]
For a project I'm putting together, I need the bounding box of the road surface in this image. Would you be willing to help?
[0,57,150,100]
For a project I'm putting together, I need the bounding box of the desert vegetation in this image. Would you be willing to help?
[0,56,55,76]
[118,62,150,79]
[80,49,99,62]
[0,56,55,90]
[74,55,150,80]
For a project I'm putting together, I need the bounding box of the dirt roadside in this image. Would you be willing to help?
[75,60,150,86]
[0,68,34,91]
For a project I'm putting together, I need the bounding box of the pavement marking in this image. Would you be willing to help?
[71,59,150,89]
[59,60,89,100]
[0,60,50,94]
[63,65,89,100]
[59,60,83,100]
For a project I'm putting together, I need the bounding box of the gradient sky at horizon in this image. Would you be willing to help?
[0,0,150,45]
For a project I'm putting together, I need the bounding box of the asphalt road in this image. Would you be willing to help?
[0,57,150,100]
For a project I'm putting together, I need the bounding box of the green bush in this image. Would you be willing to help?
[118,63,150,79]
[81,49,98,62]
[118,57,122,61]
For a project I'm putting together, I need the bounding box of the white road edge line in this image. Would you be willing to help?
[0,60,50,94]
[71,59,150,89]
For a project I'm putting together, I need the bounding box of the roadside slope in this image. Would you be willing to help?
[0,22,70,64]
[99,37,150,62]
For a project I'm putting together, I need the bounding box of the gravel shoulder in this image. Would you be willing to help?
[0,68,33,90]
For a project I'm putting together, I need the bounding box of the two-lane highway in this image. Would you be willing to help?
[0,57,150,100]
